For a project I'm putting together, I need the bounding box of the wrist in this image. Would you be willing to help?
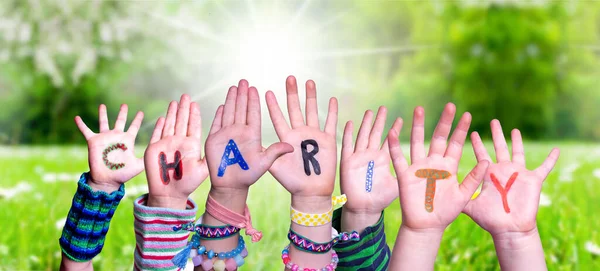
[341,208,381,233]
[146,194,188,210]
[492,227,541,251]
[208,186,249,214]
[87,174,121,193]
[291,195,331,213]
[399,224,445,241]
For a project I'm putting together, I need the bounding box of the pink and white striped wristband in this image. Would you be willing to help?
[133,194,197,271]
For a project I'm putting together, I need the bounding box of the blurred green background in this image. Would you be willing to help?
[0,0,599,270]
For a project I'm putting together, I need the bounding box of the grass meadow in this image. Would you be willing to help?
[0,143,599,271]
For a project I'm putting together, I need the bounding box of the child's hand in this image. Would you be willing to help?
[266,76,338,208]
[340,107,401,227]
[144,94,209,209]
[75,104,145,192]
[204,80,293,193]
[388,103,489,232]
[464,120,560,236]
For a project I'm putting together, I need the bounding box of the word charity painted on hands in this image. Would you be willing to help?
[365,160,375,192]
[217,139,249,177]
[103,143,127,170]
[490,172,518,213]
[159,151,183,185]
[415,169,452,212]
[301,139,321,176]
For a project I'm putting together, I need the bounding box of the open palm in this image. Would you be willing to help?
[144,95,209,206]
[388,103,489,231]
[341,107,401,213]
[463,120,560,235]
[265,76,338,197]
[75,104,145,190]
[205,80,293,189]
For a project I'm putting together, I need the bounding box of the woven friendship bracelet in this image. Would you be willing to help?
[59,172,125,262]
[288,227,361,254]
[290,195,347,227]
[173,220,241,240]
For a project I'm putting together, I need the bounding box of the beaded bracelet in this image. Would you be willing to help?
[290,195,347,227]
[281,244,338,271]
[288,227,361,254]
[174,221,241,240]
[171,227,248,270]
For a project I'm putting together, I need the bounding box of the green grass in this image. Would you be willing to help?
[0,143,599,271]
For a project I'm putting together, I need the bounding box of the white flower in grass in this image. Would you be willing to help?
[121,245,134,255]
[0,244,8,255]
[0,182,32,199]
[549,254,557,263]
[124,185,148,199]
[451,255,459,263]
[585,241,600,255]
[559,163,579,183]
[29,255,40,263]
[55,217,66,230]
[539,193,551,207]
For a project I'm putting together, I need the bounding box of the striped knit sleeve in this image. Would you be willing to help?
[332,209,390,271]
[133,194,197,271]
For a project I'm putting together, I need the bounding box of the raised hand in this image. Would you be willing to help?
[265,76,338,200]
[340,107,402,231]
[387,103,489,270]
[75,104,144,192]
[464,120,559,235]
[144,94,208,209]
[464,120,559,271]
[388,103,489,230]
[204,79,293,192]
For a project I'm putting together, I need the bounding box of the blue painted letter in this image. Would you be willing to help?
[365,160,374,192]
[218,139,249,177]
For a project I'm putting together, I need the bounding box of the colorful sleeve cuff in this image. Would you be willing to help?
[133,194,197,271]
[59,172,125,262]
[332,209,391,271]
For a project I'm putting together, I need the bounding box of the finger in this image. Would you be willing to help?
[324,97,338,136]
[175,94,191,136]
[99,104,110,132]
[265,91,290,138]
[382,117,403,153]
[491,119,511,163]
[161,101,178,137]
[470,132,492,162]
[459,160,489,202]
[261,142,295,171]
[114,104,128,131]
[410,106,426,162]
[341,121,354,160]
[444,112,471,161]
[235,80,249,124]
[534,148,560,179]
[127,111,144,137]
[208,105,224,136]
[511,129,526,167]
[368,106,388,149]
[188,102,202,139]
[222,86,237,127]
[305,80,319,128]
[247,87,261,128]
[74,116,94,139]
[355,110,374,151]
[428,103,456,157]
[286,75,305,128]
[388,129,409,174]
[150,117,165,144]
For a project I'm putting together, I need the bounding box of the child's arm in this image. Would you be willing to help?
[189,79,293,270]
[387,104,488,270]
[265,76,339,270]
[134,94,208,270]
[60,104,144,271]
[464,120,559,271]
[334,107,402,270]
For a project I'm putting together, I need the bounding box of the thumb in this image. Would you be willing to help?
[459,160,489,202]
[261,142,294,170]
